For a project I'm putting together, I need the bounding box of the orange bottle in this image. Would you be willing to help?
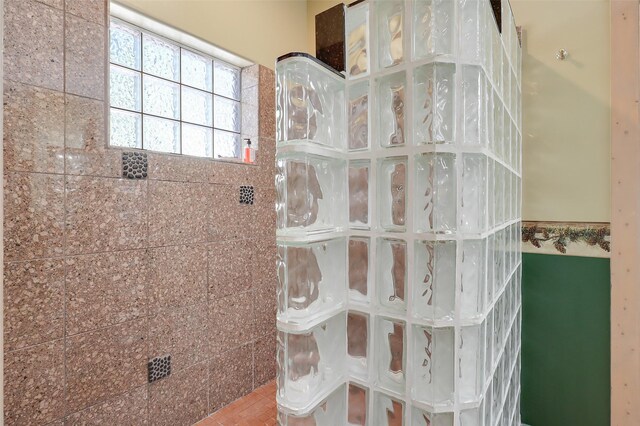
[243,138,255,164]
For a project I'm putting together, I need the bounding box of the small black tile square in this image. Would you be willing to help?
[239,186,254,205]
[148,354,171,383]
[122,151,148,180]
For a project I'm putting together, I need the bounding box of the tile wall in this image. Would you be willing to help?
[3,0,277,424]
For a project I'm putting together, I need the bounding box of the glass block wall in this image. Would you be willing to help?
[275,0,521,424]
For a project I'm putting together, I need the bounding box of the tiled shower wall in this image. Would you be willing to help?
[3,0,277,424]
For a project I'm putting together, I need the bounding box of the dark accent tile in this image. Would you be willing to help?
[315,3,346,73]
[4,259,65,351]
[239,185,254,205]
[149,362,208,426]
[148,355,172,383]
[122,152,148,180]
[4,340,65,425]
[209,344,253,412]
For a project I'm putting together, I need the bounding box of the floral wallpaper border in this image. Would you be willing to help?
[521,221,611,258]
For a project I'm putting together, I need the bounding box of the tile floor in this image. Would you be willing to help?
[197,380,277,426]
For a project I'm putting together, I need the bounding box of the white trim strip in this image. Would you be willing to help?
[110,1,254,68]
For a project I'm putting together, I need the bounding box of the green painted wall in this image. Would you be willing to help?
[521,253,610,426]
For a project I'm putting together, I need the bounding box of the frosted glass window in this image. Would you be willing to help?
[182,49,213,91]
[144,115,180,153]
[110,109,141,148]
[183,124,213,158]
[109,18,243,159]
[143,75,180,119]
[182,86,213,126]
[214,130,241,159]
[214,96,241,133]
[143,33,180,81]
[214,60,240,100]
[110,21,141,70]
[110,65,141,111]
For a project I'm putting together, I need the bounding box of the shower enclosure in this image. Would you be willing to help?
[275,0,522,424]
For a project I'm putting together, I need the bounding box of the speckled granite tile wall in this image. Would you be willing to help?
[2,0,277,424]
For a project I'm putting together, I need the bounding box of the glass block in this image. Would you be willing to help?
[349,81,369,150]
[411,325,454,406]
[493,100,503,159]
[213,130,241,159]
[377,0,405,69]
[484,310,494,379]
[461,239,486,320]
[376,71,407,147]
[412,0,455,60]
[459,324,485,403]
[377,238,407,314]
[142,33,179,81]
[491,29,502,92]
[110,108,141,148]
[460,406,483,426]
[378,157,407,231]
[414,153,457,233]
[276,314,346,411]
[110,65,141,111]
[278,383,346,425]
[143,116,180,153]
[373,392,404,426]
[411,408,454,426]
[110,20,141,70]
[346,2,369,79]
[182,86,213,126]
[487,159,495,228]
[348,383,368,426]
[349,160,370,228]
[375,318,406,393]
[495,164,505,226]
[412,240,455,323]
[460,65,489,146]
[214,95,241,132]
[349,237,370,304]
[460,154,487,233]
[276,152,347,236]
[182,123,212,158]
[413,63,455,144]
[143,75,180,119]
[276,57,346,149]
[347,312,369,379]
[459,0,485,65]
[276,238,347,326]
[214,60,240,100]
[181,49,212,92]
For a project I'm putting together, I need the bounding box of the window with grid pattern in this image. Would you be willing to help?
[109,18,242,159]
